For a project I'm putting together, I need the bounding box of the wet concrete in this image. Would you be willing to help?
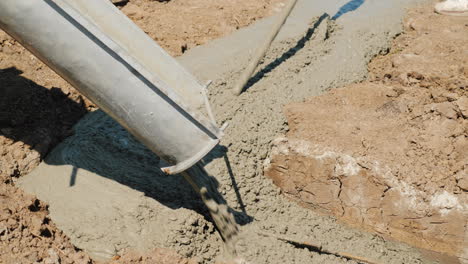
[19,0,436,263]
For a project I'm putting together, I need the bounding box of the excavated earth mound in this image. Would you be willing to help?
[265,5,468,262]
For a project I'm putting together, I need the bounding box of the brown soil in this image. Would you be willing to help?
[0,182,93,264]
[0,1,283,263]
[120,0,286,56]
[265,4,468,261]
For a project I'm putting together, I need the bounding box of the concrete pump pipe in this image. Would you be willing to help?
[0,0,223,174]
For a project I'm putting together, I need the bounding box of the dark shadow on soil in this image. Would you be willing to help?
[223,154,247,215]
[242,13,330,93]
[111,0,129,7]
[332,0,365,20]
[0,67,87,162]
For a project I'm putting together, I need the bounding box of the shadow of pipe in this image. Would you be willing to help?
[201,144,252,225]
[223,154,247,215]
[69,166,78,186]
[54,109,253,225]
[241,0,366,93]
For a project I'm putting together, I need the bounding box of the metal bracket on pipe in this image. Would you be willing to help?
[220,122,229,132]
[201,80,230,135]
[202,80,217,126]
[161,138,219,175]
[161,124,230,175]
[162,80,229,175]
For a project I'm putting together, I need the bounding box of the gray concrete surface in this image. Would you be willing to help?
[19,0,436,263]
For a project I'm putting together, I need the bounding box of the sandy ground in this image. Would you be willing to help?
[120,0,286,56]
[16,0,446,263]
[266,4,468,263]
[0,1,283,263]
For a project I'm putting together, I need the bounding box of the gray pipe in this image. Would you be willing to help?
[0,0,222,174]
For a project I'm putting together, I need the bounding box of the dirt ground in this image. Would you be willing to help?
[120,0,286,56]
[266,4,467,262]
[0,1,283,263]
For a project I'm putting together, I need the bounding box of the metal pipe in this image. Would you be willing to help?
[233,0,299,95]
[0,0,222,174]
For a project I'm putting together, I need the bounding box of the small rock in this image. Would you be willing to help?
[30,215,44,235]
[178,237,191,245]
[455,96,468,118]
[396,73,409,86]
[443,92,459,102]
[457,177,468,191]
[44,249,60,264]
[432,102,458,119]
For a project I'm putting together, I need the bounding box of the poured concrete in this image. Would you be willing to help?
[19,0,437,263]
